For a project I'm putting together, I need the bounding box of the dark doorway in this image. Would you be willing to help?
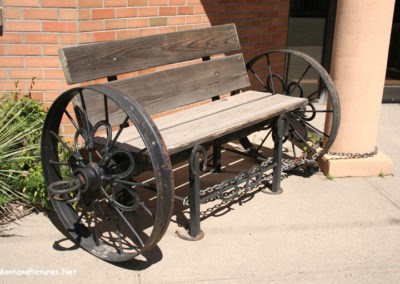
[384,0,400,103]
[286,0,336,71]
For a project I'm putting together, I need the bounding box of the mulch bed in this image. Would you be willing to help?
[0,202,36,225]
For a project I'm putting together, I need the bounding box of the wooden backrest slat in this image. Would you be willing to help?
[78,54,250,127]
[59,24,241,84]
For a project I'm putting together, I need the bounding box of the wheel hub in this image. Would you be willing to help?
[74,163,104,193]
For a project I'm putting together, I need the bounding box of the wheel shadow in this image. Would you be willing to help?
[47,210,164,270]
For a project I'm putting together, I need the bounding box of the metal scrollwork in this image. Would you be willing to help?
[48,119,138,204]
[182,157,317,206]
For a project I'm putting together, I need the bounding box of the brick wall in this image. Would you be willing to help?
[0,0,289,107]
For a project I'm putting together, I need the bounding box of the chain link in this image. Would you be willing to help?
[327,147,378,160]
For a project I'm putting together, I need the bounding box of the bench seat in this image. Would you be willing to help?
[114,91,308,155]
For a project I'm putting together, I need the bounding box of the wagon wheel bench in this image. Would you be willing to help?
[41,24,340,262]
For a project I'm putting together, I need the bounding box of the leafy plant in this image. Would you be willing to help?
[0,80,48,220]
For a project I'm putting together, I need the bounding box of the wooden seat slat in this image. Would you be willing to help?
[114,92,308,155]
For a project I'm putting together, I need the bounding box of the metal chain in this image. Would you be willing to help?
[327,147,378,160]
[182,157,316,206]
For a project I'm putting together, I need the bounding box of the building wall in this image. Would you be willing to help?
[0,0,289,107]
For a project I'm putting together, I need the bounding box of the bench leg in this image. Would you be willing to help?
[176,145,206,241]
[270,114,289,194]
[212,143,222,173]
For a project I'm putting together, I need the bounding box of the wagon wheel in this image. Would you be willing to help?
[41,85,174,262]
[238,49,340,169]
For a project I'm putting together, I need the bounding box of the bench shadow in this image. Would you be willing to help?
[171,146,318,236]
[46,144,316,270]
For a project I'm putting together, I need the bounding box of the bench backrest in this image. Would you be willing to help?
[59,24,250,122]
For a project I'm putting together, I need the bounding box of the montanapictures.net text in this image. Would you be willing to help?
[0,268,77,276]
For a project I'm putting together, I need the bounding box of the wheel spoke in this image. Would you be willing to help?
[248,66,268,90]
[291,128,318,155]
[297,64,312,86]
[104,177,157,192]
[50,130,83,164]
[104,95,109,124]
[255,128,272,152]
[265,53,275,93]
[64,110,80,131]
[306,85,327,100]
[109,116,130,150]
[302,120,331,138]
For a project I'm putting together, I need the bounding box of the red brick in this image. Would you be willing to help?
[127,18,148,28]
[0,69,7,78]
[194,5,206,14]
[149,0,168,5]
[79,33,93,44]
[105,19,127,30]
[32,79,62,91]
[92,9,115,20]
[0,56,24,67]
[177,25,194,31]
[0,80,22,92]
[44,69,65,79]
[43,45,62,56]
[43,22,77,33]
[4,8,22,19]
[26,57,60,68]
[6,45,41,56]
[186,15,203,24]
[44,91,63,102]
[117,29,140,40]
[59,9,79,21]
[8,68,42,79]
[128,0,148,6]
[79,21,104,32]
[42,0,76,8]
[178,6,194,15]
[116,8,137,18]
[25,33,59,44]
[78,0,103,8]
[23,8,58,20]
[138,28,159,37]
[78,9,92,20]
[0,33,23,44]
[59,34,79,44]
[92,31,116,42]
[6,20,41,32]
[138,7,159,17]
[160,7,177,16]
[105,0,127,6]
[159,26,177,34]
[187,0,202,4]
[28,91,45,102]
[169,0,185,4]
[167,16,185,25]
[3,0,40,7]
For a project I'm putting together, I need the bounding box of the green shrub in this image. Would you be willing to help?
[0,81,49,219]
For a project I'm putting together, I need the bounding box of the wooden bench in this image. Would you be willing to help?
[42,24,308,262]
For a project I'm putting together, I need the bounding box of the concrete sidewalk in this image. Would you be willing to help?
[1,104,399,283]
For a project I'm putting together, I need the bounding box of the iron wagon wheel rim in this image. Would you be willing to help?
[242,49,341,162]
[41,85,174,262]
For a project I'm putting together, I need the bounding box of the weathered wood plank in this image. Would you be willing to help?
[59,24,240,84]
[77,54,250,127]
[112,92,308,155]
